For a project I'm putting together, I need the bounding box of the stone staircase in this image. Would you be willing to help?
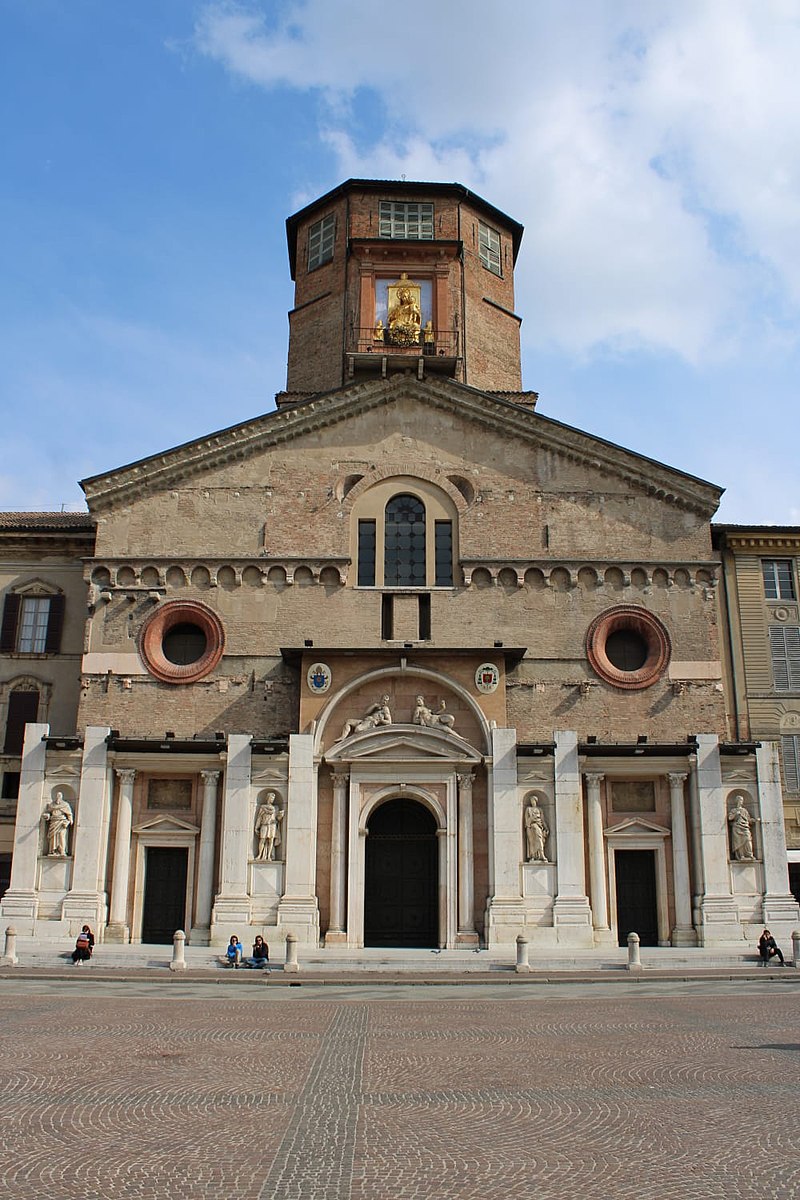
[3,939,791,975]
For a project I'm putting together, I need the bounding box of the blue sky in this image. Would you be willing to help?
[2,0,798,523]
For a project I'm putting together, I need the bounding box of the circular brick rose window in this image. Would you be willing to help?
[139,601,225,684]
[586,605,670,691]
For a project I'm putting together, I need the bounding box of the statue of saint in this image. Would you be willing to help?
[728,794,755,860]
[337,695,392,742]
[42,792,73,857]
[373,319,384,342]
[387,274,421,346]
[524,798,549,863]
[412,695,456,733]
[254,794,284,862]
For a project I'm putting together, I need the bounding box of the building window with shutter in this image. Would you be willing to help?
[479,221,502,275]
[769,625,800,691]
[781,735,800,793]
[762,559,796,600]
[0,591,65,654]
[3,689,40,755]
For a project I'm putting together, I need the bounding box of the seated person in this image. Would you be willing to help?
[71,925,94,964]
[758,929,785,966]
[248,935,270,969]
[225,935,244,968]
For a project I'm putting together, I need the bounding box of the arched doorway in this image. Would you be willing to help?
[364,799,438,947]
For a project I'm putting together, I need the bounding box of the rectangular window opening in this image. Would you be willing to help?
[434,520,453,587]
[381,594,394,641]
[3,691,39,756]
[308,213,335,271]
[418,594,431,641]
[358,520,376,587]
[479,221,502,275]
[782,735,800,792]
[1,771,20,800]
[378,201,434,240]
[770,626,800,691]
[762,559,796,600]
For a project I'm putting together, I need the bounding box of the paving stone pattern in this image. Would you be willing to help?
[0,989,798,1199]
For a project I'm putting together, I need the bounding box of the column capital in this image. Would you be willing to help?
[200,770,221,785]
[331,772,350,788]
[456,772,475,790]
[115,768,137,784]
[667,771,688,788]
[583,772,605,789]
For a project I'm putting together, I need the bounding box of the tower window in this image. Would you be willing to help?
[762,559,795,600]
[308,213,335,271]
[479,221,501,275]
[379,201,433,240]
[384,495,426,586]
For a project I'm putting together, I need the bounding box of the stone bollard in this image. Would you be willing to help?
[515,934,530,974]
[626,932,642,972]
[793,930,800,969]
[1,926,18,967]
[169,929,187,972]
[284,932,300,974]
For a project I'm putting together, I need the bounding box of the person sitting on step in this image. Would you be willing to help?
[758,928,786,966]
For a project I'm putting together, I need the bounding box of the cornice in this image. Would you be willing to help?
[80,375,722,517]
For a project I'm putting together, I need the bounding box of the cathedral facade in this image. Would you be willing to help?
[1,180,797,951]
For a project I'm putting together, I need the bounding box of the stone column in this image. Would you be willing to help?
[694,733,740,944]
[63,726,112,932]
[756,741,800,927]
[0,722,49,932]
[325,772,348,945]
[210,735,252,938]
[552,731,592,942]
[667,772,695,946]
[193,770,221,942]
[584,772,612,941]
[484,728,526,947]
[277,734,320,946]
[106,769,136,942]
[456,772,478,945]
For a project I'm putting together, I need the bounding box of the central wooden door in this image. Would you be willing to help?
[364,799,438,948]
[614,849,659,947]
[141,846,188,944]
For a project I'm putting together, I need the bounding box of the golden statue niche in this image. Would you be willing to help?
[386,273,422,347]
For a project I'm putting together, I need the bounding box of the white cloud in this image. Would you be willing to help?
[194,0,800,363]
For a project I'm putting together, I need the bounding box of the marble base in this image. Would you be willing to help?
[104,923,130,944]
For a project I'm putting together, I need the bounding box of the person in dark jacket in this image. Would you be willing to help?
[758,929,785,966]
[248,935,270,969]
[71,925,95,964]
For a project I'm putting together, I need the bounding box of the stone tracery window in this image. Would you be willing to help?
[384,494,426,586]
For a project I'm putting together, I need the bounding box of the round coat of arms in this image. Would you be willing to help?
[475,662,500,694]
[306,662,332,693]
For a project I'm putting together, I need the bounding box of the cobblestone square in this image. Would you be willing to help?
[0,980,797,1199]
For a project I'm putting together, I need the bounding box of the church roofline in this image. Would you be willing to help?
[79,375,723,516]
[286,178,524,278]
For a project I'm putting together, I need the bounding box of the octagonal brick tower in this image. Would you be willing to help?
[279,179,527,403]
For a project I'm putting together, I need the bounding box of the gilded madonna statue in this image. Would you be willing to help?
[386,273,422,346]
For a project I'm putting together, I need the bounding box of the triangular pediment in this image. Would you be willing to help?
[133,814,200,836]
[324,724,482,765]
[604,817,669,839]
[81,374,722,517]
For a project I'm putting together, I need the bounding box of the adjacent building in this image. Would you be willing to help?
[1,180,797,951]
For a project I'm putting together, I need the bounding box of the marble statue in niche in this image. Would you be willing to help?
[728,793,756,861]
[42,791,74,857]
[254,793,284,862]
[336,695,392,741]
[524,796,550,863]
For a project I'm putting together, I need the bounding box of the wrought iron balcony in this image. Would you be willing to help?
[345,327,461,380]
